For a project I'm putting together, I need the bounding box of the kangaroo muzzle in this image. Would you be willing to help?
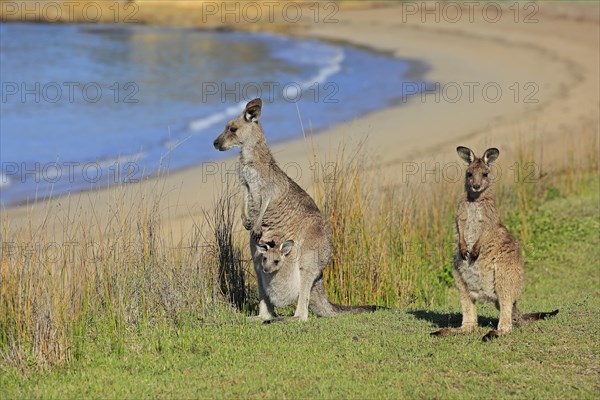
[213,137,224,151]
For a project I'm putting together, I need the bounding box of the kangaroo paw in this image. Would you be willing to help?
[251,228,263,242]
[470,244,480,260]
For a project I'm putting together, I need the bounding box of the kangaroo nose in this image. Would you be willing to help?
[213,139,219,149]
[473,184,481,190]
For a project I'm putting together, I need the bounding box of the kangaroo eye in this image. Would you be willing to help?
[229,126,238,133]
[466,172,473,178]
[274,260,279,265]
[483,172,489,177]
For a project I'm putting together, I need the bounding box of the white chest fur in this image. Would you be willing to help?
[457,259,496,302]
[241,164,265,214]
[464,202,483,249]
[456,202,497,303]
[260,264,300,308]
[241,165,263,195]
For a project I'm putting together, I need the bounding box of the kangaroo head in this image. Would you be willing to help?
[213,98,263,151]
[457,146,499,197]
[256,239,294,274]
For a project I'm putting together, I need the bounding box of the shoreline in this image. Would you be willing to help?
[0,21,431,209]
[3,2,599,243]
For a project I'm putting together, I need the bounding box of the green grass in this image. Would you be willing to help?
[2,182,598,399]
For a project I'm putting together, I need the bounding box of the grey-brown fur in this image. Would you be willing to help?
[213,98,376,321]
[254,236,299,308]
[256,237,294,275]
[432,146,558,341]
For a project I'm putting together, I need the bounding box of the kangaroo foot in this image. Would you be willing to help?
[431,324,478,337]
[291,315,309,322]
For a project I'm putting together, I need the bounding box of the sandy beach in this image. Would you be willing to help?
[3,1,599,242]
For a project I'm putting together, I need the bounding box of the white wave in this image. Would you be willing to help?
[188,102,245,132]
[299,49,344,87]
[187,40,345,133]
[282,49,344,102]
[270,38,340,67]
[270,38,344,88]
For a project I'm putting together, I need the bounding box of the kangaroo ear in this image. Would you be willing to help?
[280,240,294,257]
[256,243,268,254]
[483,148,500,165]
[243,98,262,122]
[457,146,475,164]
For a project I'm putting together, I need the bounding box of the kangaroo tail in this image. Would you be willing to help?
[521,309,559,323]
[309,275,382,317]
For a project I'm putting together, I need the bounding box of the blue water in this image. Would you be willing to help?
[0,23,427,205]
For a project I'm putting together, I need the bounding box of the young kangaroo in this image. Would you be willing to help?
[213,98,377,321]
[432,147,558,341]
[255,237,300,309]
[254,235,376,317]
[256,238,294,275]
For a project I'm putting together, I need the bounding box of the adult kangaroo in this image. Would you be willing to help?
[213,98,376,321]
[432,146,558,341]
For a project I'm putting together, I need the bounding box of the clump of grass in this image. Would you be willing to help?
[311,145,457,309]
[203,187,252,313]
[0,179,247,370]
